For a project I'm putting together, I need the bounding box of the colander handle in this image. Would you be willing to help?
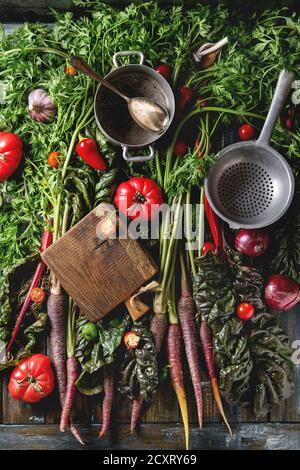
[122,145,154,162]
[113,51,145,68]
[257,69,294,146]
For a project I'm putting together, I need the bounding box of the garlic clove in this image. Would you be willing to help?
[193,37,228,68]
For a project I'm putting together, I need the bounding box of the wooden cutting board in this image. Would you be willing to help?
[42,203,157,322]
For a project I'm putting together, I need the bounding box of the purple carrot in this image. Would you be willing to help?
[130,311,167,433]
[99,365,114,438]
[48,291,83,444]
[150,312,168,352]
[200,320,232,435]
[178,249,203,428]
[130,398,143,434]
[47,292,67,405]
[167,323,189,449]
[60,356,77,432]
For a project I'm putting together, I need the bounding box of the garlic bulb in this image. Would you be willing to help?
[193,37,228,68]
[28,89,56,123]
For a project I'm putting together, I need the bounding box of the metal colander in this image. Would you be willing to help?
[205,70,295,229]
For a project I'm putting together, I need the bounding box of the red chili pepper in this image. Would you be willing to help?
[76,138,107,171]
[6,227,53,353]
[204,194,222,250]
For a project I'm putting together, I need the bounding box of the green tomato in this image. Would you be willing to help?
[81,322,98,342]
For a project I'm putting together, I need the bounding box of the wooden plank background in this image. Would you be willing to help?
[0,22,300,450]
[0,304,299,449]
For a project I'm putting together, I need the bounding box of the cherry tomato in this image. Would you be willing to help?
[154,63,171,80]
[173,140,188,156]
[30,287,45,304]
[124,331,140,349]
[236,302,255,320]
[47,151,60,168]
[196,97,208,108]
[65,65,77,76]
[285,117,293,130]
[238,124,255,141]
[201,242,216,256]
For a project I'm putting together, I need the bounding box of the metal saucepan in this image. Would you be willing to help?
[94,51,175,162]
[205,69,295,229]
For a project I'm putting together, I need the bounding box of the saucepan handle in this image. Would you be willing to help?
[113,50,145,68]
[122,145,154,162]
[257,69,294,146]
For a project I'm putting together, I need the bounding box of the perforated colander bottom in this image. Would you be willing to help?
[217,162,274,219]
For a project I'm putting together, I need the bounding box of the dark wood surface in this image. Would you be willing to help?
[0,305,299,450]
[1,22,300,451]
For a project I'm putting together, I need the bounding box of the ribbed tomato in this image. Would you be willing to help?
[0,132,23,181]
[114,177,163,221]
[8,354,54,403]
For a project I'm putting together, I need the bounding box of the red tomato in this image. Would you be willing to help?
[47,151,60,168]
[65,65,77,76]
[285,117,293,130]
[176,86,193,118]
[154,63,171,80]
[114,177,163,221]
[236,302,255,320]
[30,287,45,303]
[0,132,23,181]
[124,331,140,349]
[238,124,255,141]
[196,97,208,108]
[173,140,188,156]
[8,354,55,403]
[201,242,216,256]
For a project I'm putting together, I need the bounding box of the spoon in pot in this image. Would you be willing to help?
[71,56,169,133]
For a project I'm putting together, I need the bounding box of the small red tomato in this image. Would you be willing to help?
[236,302,255,320]
[154,63,171,80]
[238,124,255,141]
[47,151,60,168]
[201,242,216,256]
[285,117,293,130]
[30,287,45,304]
[173,140,188,156]
[196,97,208,108]
[65,65,77,76]
[124,331,140,349]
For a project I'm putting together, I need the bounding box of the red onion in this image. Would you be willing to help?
[235,228,269,257]
[28,89,56,123]
[264,274,300,311]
